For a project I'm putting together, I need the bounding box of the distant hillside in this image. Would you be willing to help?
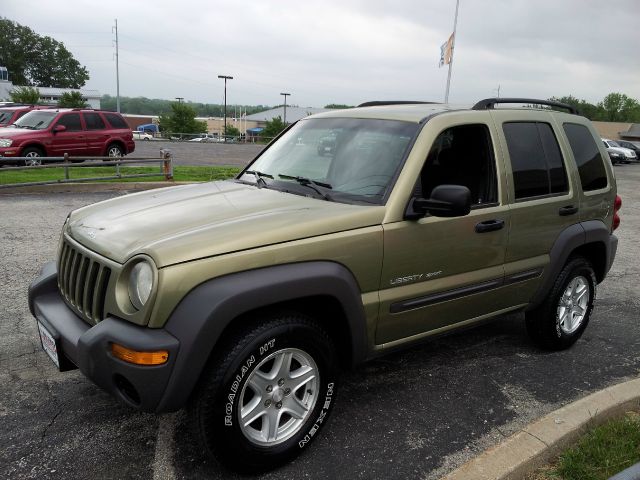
[101,95,273,117]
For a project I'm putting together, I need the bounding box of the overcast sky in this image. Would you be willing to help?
[4,0,639,107]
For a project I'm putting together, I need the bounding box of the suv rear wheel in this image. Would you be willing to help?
[189,312,338,473]
[526,257,596,350]
[106,144,124,157]
[22,146,44,166]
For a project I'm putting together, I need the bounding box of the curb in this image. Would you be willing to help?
[442,377,640,480]
[0,181,195,195]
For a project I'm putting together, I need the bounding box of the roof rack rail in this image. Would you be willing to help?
[472,98,579,115]
[357,101,440,107]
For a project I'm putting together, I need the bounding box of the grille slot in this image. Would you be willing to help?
[58,240,111,324]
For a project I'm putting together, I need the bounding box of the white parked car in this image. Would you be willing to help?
[602,138,637,162]
[132,131,153,141]
[188,134,222,143]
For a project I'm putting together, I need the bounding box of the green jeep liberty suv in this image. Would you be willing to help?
[29,98,620,472]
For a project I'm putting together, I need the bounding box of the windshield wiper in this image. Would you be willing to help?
[278,174,333,200]
[245,169,273,188]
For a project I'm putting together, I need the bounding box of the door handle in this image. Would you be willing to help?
[475,219,505,233]
[559,205,578,216]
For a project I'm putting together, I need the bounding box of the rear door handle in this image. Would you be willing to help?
[559,205,578,216]
[475,219,505,233]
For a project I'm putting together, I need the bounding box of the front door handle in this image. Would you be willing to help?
[559,205,578,216]
[475,219,505,233]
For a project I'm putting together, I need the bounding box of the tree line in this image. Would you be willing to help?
[101,95,273,118]
[551,93,640,122]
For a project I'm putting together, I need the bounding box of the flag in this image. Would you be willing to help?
[439,33,455,67]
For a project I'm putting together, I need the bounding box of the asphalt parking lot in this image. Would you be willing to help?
[1,165,638,480]
[132,140,264,167]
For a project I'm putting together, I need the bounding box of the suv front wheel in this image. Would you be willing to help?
[526,256,596,350]
[189,313,338,473]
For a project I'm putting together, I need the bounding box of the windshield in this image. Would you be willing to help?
[0,110,16,125]
[241,118,419,204]
[608,140,620,147]
[13,111,57,130]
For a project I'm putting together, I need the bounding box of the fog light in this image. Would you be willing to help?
[111,343,168,365]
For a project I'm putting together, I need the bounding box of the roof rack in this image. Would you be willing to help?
[357,101,440,107]
[472,98,579,115]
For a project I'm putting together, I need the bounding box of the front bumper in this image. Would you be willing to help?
[29,262,180,412]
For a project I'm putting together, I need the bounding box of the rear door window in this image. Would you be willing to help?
[563,123,608,191]
[84,112,106,130]
[503,122,569,200]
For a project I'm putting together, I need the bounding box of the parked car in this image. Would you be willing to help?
[317,132,337,156]
[0,105,41,127]
[132,130,153,141]
[188,133,221,143]
[29,98,619,472]
[616,140,640,161]
[602,138,637,163]
[0,108,135,166]
[607,149,627,165]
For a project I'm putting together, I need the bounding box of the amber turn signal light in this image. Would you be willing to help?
[111,343,169,365]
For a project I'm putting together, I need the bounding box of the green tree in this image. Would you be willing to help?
[57,91,88,108]
[224,125,241,137]
[597,93,640,122]
[550,96,600,120]
[158,102,207,135]
[0,17,89,88]
[261,116,286,140]
[9,86,40,104]
[324,104,353,109]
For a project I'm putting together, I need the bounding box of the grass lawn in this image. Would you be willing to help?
[0,165,241,185]
[529,411,640,480]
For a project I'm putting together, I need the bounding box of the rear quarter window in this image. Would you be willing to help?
[103,113,129,129]
[562,123,608,191]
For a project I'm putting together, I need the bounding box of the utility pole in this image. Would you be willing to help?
[280,92,290,125]
[175,97,184,103]
[113,19,121,113]
[218,75,233,140]
[444,0,460,104]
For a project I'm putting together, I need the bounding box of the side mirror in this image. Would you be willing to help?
[413,184,472,218]
[53,125,67,133]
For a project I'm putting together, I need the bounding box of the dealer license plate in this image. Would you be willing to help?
[37,321,60,368]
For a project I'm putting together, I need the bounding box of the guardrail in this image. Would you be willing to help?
[0,149,173,189]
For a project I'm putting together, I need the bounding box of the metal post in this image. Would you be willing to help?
[114,19,120,113]
[444,0,460,104]
[160,149,173,180]
[64,153,70,180]
[218,75,233,141]
[280,92,290,125]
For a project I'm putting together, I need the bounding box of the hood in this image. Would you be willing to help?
[67,181,385,267]
[608,146,636,158]
[0,126,46,138]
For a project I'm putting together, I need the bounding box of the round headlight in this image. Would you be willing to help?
[128,261,154,310]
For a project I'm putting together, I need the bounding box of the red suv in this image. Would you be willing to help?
[0,108,135,166]
[0,105,41,127]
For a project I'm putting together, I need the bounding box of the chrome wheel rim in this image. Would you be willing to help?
[24,151,42,166]
[557,276,589,334]
[108,146,122,157]
[238,348,319,446]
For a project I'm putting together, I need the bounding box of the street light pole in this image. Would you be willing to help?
[280,92,290,125]
[218,75,233,140]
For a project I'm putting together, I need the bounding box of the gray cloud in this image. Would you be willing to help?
[4,0,639,106]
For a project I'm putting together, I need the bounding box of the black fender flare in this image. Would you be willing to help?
[156,261,367,412]
[528,220,614,309]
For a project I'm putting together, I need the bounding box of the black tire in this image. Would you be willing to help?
[525,256,596,350]
[189,312,338,473]
[21,146,44,166]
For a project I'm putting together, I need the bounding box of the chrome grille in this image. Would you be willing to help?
[57,240,111,324]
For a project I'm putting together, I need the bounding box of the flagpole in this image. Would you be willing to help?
[444,0,460,103]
